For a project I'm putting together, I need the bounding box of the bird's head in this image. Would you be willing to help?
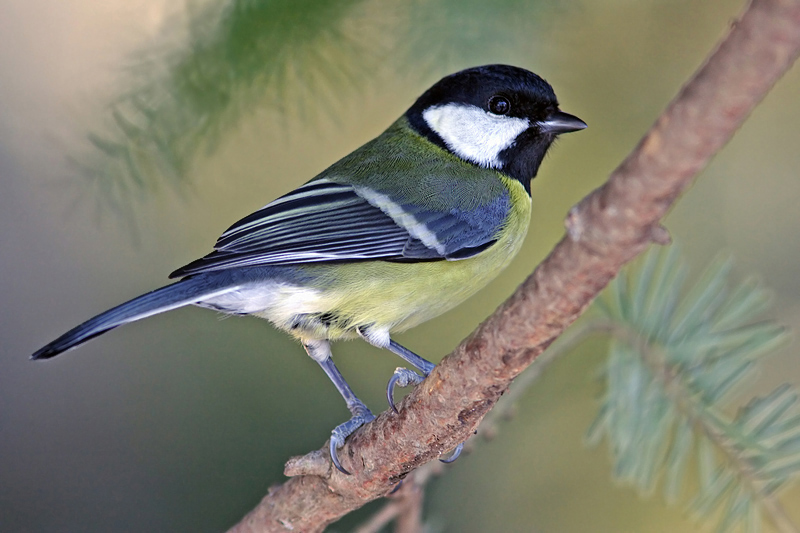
[407,64,586,190]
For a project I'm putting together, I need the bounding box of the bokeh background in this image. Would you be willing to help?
[2,0,799,531]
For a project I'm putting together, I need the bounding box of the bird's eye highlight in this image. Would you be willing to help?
[488,95,511,115]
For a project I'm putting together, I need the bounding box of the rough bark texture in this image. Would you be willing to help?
[227,0,800,531]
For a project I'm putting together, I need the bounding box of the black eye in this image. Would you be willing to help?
[488,95,511,115]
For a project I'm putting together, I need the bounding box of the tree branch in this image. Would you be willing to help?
[227,0,800,531]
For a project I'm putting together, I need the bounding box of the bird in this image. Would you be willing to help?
[32,64,586,474]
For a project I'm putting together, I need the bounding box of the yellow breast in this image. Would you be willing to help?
[255,176,532,343]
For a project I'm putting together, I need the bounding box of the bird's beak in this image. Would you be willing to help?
[538,111,587,134]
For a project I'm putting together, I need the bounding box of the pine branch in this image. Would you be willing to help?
[589,247,799,532]
[227,1,800,531]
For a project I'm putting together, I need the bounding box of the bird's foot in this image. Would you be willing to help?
[384,362,465,466]
[386,367,426,413]
[330,402,375,475]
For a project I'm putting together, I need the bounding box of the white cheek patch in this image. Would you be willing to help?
[422,103,530,168]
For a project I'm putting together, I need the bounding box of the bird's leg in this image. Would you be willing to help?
[304,340,375,475]
[387,339,436,375]
[356,327,434,412]
[356,327,464,464]
[384,340,435,411]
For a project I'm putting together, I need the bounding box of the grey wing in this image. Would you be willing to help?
[169,178,505,278]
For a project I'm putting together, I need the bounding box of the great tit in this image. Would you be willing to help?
[33,64,586,474]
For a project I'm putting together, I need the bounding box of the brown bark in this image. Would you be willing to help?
[227,0,800,531]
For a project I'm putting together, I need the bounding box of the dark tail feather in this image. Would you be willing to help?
[32,278,236,360]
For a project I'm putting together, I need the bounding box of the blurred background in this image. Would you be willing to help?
[1,0,799,531]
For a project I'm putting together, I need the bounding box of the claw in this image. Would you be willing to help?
[329,409,376,475]
[439,442,464,464]
[386,367,426,413]
[330,436,350,475]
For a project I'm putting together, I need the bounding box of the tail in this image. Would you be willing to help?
[32,277,237,360]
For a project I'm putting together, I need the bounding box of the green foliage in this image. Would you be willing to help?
[78,0,369,208]
[588,246,798,532]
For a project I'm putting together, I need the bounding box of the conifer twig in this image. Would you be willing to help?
[605,320,798,533]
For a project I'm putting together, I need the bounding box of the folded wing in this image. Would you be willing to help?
[170,178,505,278]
